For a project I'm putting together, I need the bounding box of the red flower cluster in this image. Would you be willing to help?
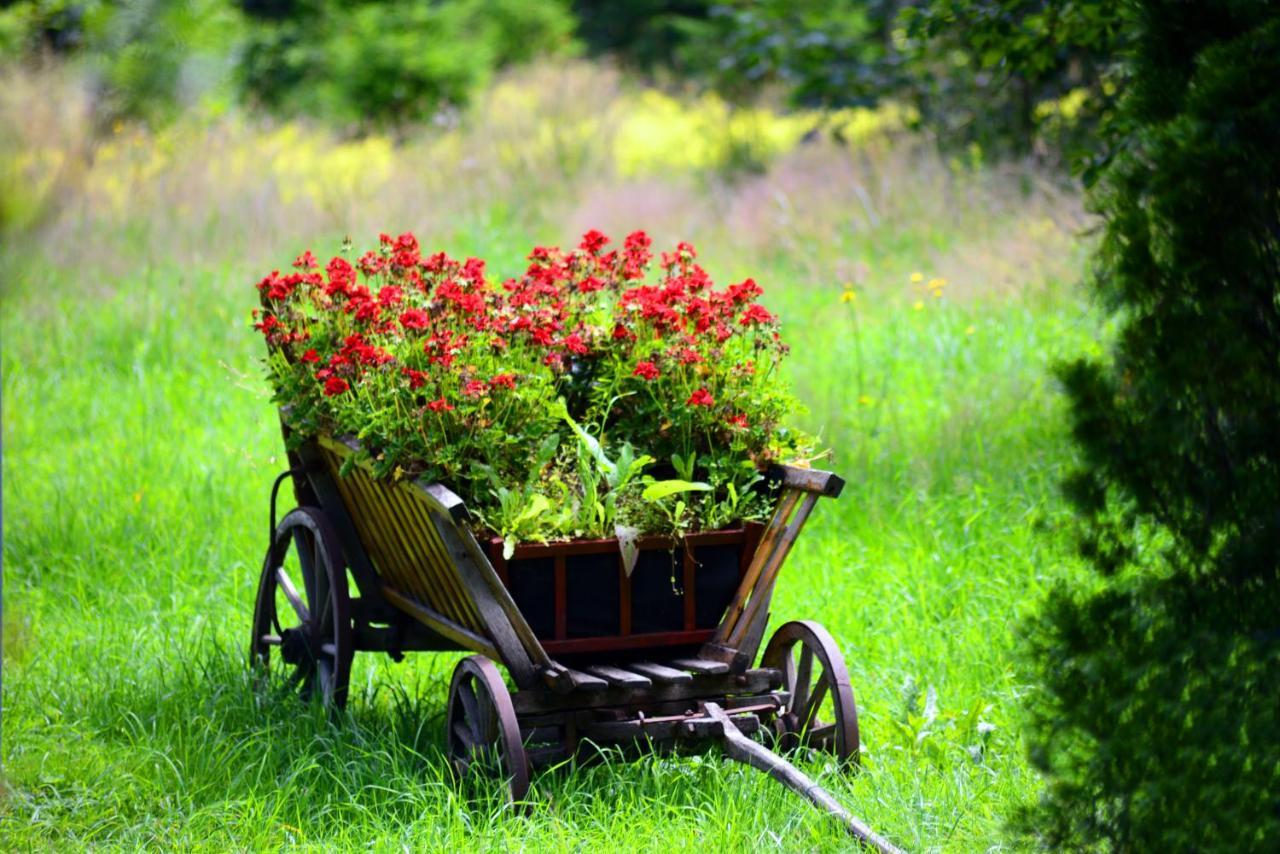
[256,229,795,495]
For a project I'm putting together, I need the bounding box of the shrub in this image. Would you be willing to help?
[1022,1,1280,848]
[238,0,577,126]
[255,230,809,551]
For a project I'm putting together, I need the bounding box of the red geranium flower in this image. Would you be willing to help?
[633,361,660,381]
[738,303,774,326]
[727,413,749,429]
[293,250,318,270]
[427,397,454,412]
[402,367,428,389]
[300,348,320,363]
[462,379,489,397]
[579,229,610,255]
[687,387,714,407]
[490,373,517,389]
[323,376,349,396]
[399,309,431,330]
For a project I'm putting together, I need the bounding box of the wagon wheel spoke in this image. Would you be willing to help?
[276,566,311,624]
[792,645,815,714]
[809,722,837,747]
[458,680,484,746]
[799,676,831,732]
[453,719,478,753]
[761,620,861,765]
[251,507,353,711]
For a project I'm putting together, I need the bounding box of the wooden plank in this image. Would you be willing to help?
[383,484,479,631]
[563,668,609,691]
[295,443,387,610]
[417,481,470,522]
[670,657,730,675]
[540,628,714,656]
[380,585,499,660]
[398,489,487,631]
[773,464,846,498]
[628,662,693,684]
[583,665,652,688]
[584,711,764,743]
[512,668,782,716]
[503,527,749,560]
[709,488,802,646]
[427,505,546,688]
[728,492,820,649]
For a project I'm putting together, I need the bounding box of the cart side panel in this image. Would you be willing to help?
[314,439,492,641]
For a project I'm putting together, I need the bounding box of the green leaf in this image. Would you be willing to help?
[642,479,712,502]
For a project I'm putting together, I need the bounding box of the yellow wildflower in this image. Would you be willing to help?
[928,277,947,291]
[841,290,857,303]
[913,300,925,311]
[965,325,976,335]
[858,394,874,406]
[910,272,924,283]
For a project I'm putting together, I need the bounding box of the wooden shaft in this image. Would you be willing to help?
[727,492,819,649]
[703,703,904,854]
[710,489,801,646]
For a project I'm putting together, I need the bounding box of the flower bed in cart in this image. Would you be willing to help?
[255,230,816,653]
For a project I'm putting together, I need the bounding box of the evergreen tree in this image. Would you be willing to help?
[1023,1,1280,848]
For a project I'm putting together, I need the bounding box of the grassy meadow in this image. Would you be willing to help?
[1,63,1099,851]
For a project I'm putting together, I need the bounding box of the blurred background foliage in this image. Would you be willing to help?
[2,0,1117,156]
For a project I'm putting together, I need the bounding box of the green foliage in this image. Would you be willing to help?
[664,0,1122,159]
[0,1,245,123]
[238,0,576,126]
[1023,1,1280,848]
[571,0,714,71]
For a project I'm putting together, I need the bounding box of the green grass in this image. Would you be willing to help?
[1,158,1098,848]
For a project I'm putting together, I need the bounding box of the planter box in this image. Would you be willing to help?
[488,525,763,660]
[301,426,768,663]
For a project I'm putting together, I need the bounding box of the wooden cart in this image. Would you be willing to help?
[250,418,900,852]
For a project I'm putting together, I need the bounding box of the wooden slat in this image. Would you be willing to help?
[773,465,846,497]
[628,662,694,684]
[513,668,781,716]
[341,465,430,603]
[381,585,499,660]
[381,483,478,630]
[428,505,547,687]
[583,665,652,688]
[710,488,802,645]
[728,492,820,649]
[563,668,609,691]
[398,488,487,632]
[670,657,730,675]
[540,629,714,656]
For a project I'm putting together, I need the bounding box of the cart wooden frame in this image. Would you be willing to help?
[250,414,900,852]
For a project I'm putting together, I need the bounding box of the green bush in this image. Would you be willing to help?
[1023,1,1280,848]
[238,0,577,126]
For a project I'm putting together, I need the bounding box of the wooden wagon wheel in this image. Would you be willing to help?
[250,506,353,709]
[446,655,530,803]
[761,620,860,764]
